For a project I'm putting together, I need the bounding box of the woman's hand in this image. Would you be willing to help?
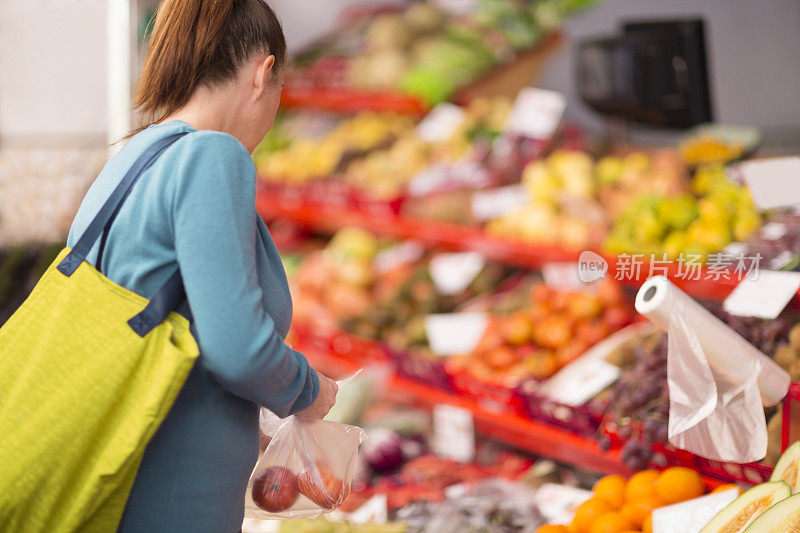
[296,374,338,420]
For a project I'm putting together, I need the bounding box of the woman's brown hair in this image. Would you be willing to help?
[134,0,286,129]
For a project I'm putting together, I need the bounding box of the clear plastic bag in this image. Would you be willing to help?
[635,276,791,462]
[245,414,367,520]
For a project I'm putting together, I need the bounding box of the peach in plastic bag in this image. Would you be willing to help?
[245,413,366,520]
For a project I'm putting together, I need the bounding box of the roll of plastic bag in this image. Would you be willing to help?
[635,276,790,463]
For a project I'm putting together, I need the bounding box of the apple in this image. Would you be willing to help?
[297,461,345,509]
[252,466,299,512]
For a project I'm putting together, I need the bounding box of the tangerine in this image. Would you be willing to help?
[624,470,660,502]
[536,526,570,533]
[593,474,627,509]
[711,483,743,495]
[571,498,614,533]
[654,467,704,504]
[642,514,653,533]
[620,495,662,527]
[589,512,634,533]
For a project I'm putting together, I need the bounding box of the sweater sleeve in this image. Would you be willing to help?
[169,131,319,417]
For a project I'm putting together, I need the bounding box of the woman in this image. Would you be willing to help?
[66,0,337,530]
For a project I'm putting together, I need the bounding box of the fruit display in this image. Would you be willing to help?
[604,164,761,259]
[699,443,800,531]
[291,228,381,332]
[288,0,592,105]
[700,481,790,532]
[254,112,416,183]
[538,468,707,533]
[680,133,746,167]
[486,149,689,249]
[596,329,669,470]
[345,97,513,199]
[279,520,407,533]
[445,280,634,385]
[342,258,509,354]
[735,212,800,272]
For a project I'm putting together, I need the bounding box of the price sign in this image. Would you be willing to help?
[432,404,475,462]
[425,312,488,356]
[760,222,788,241]
[372,241,425,273]
[416,103,466,142]
[533,484,593,525]
[429,252,486,295]
[543,358,620,407]
[738,157,800,210]
[652,489,739,533]
[504,88,566,140]
[723,270,800,319]
[349,494,388,524]
[543,262,583,291]
[471,185,528,221]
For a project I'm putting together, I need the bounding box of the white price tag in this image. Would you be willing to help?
[408,162,450,197]
[533,483,593,525]
[425,312,488,356]
[429,252,486,295]
[722,242,748,257]
[431,0,479,14]
[760,222,788,241]
[372,241,425,273]
[542,357,620,407]
[652,489,739,533]
[504,88,566,140]
[739,157,800,210]
[543,262,583,291]
[723,270,800,319]
[348,494,388,524]
[471,185,528,221]
[416,103,466,142]
[432,404,475,462]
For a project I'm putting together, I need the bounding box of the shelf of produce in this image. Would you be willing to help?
[281,33,562,115]
[256,188,771,304]
[293,334,634,478]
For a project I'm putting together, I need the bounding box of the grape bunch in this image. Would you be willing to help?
[599,332,670,470]
[707,303,792,356]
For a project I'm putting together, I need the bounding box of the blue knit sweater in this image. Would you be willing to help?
[66,121,319,532]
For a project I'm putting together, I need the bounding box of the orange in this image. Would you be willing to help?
[593,474,627,509]
[711,483,743,495]
[620,495,662,527]
[624,470,660,502]
[654,466,705,504]
[571,498,614,533]
[536,526,570,533]
[642,514,653,533]
[589,512,634,533]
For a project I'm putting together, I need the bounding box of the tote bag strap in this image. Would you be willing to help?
[57,131,191,337]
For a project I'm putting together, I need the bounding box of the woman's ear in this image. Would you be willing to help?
[253,54,276,99]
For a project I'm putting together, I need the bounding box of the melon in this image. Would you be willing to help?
[744,492,800,532]
[769,441,800,493]
[700,481,791,533]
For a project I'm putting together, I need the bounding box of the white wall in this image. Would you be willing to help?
[0,0,108,144]
[535,0,800,135]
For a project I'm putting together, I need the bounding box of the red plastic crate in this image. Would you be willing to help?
[516,380,605,437]
[446,368,524,414]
